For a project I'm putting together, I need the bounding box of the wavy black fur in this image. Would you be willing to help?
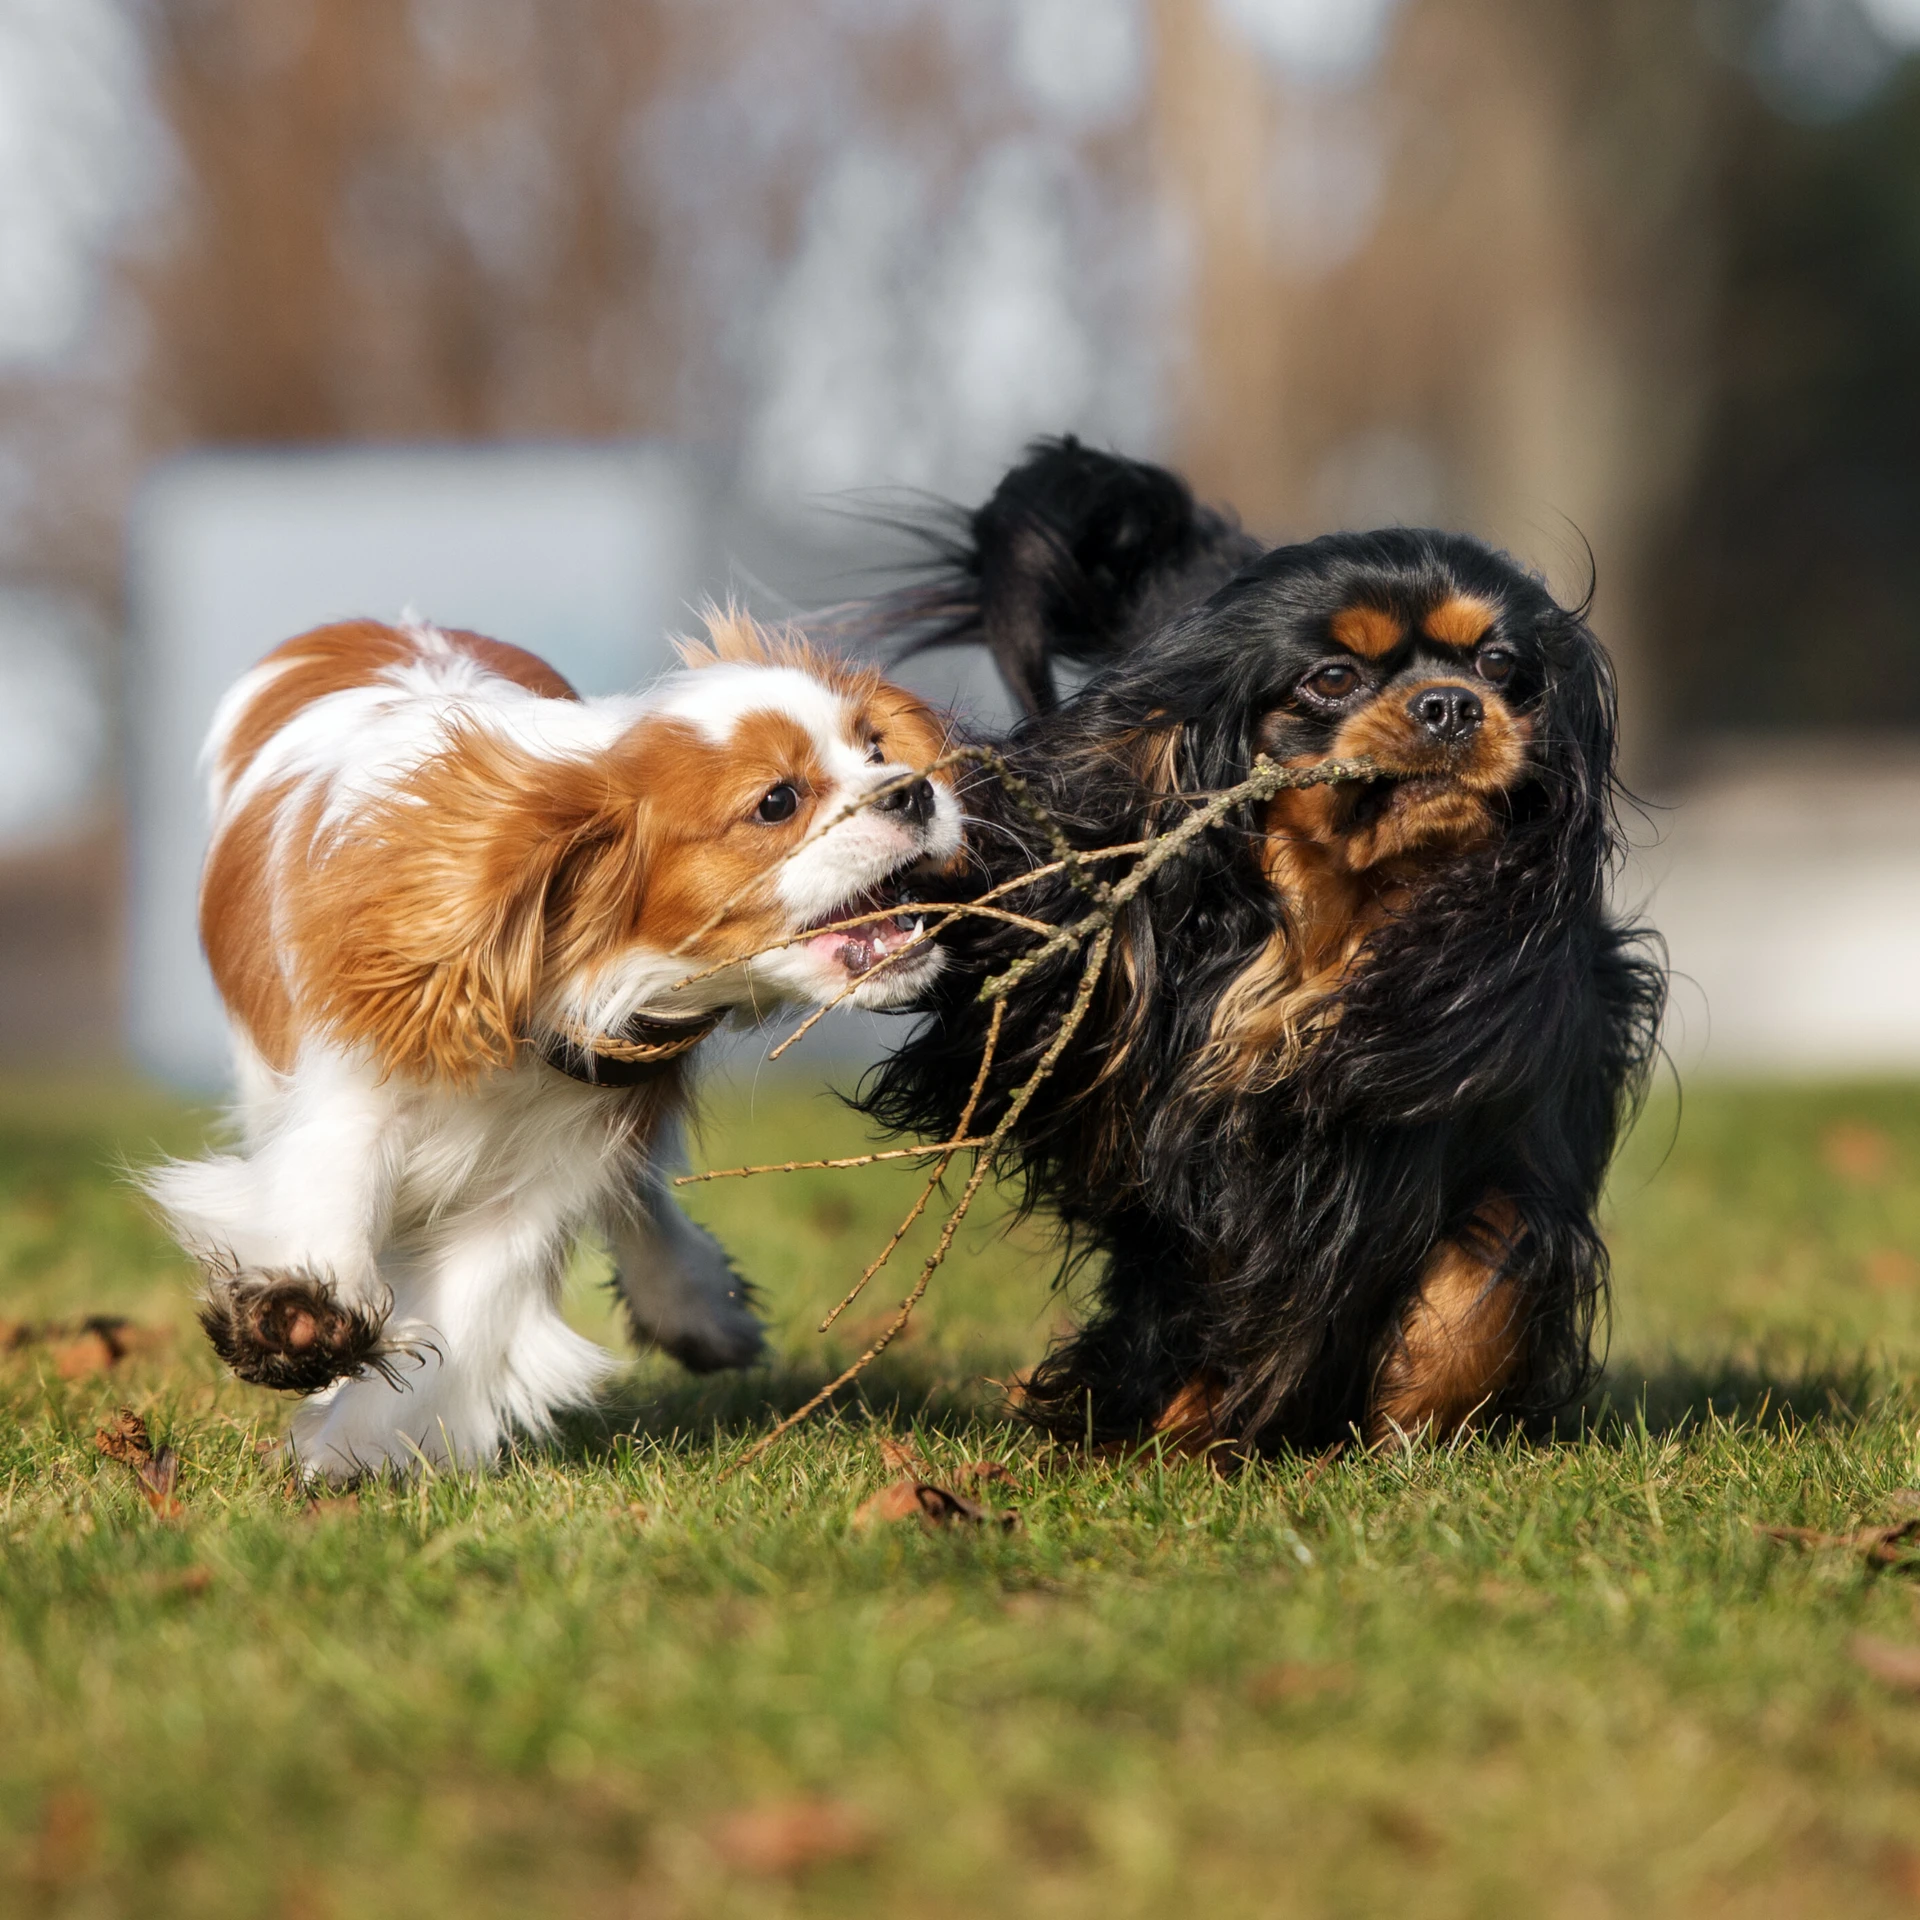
[859,438,1666,1451]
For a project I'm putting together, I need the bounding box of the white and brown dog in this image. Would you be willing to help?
[149,611,958,1478]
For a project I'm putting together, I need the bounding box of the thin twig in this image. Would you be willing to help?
[812,1000,1007,1335]
[731,932,1112,1473]
[983,756,1381,1001]
[673,1141,989,1186]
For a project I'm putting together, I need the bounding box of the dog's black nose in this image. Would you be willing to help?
[1408,684,1483,745]
[878,776,936,828]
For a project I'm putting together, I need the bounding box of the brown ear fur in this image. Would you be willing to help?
[293,725,647,1081]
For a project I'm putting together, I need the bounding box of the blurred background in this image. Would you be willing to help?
[1,0,1917,1082]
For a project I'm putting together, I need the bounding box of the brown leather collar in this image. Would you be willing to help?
[536,1010,723,1087]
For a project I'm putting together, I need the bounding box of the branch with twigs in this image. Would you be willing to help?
[674,747,1385,1473]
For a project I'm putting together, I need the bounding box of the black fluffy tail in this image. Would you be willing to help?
[873,436,1262,717]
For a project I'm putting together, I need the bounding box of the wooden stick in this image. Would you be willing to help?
[672,1141,989,1186]
[730,932,1112,1471]
[812,1001,1007,1334]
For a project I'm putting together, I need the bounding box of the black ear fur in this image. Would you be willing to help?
[885,436,1261,717]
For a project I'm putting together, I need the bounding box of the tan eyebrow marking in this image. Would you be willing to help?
[1329,605,1406,659]
[1422,595,1499,648]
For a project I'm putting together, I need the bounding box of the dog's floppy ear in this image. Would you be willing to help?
[882,437,1262,717]
[297,729,643,1082]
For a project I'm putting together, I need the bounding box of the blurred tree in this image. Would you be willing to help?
[136,0,673,443]
[1152,0,1722,756]
[1653,56,1920,732]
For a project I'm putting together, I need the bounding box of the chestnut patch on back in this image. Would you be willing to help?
[1421,595,1499,649]
[215,621,417,795]
[1329,605,1405,659]
[440,629,580,701]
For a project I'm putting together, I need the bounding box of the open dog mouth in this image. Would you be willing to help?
[797,873,931,978]
[1346,771,1453,829]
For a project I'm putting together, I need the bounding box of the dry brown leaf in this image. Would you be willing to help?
[1824,1122,1894,1187]
[1367,1800,1440,1857]
[304,1494,359,1522]
[1247,1660,1356,1706]
[1852,1634,1920,1691]
[21,1315,168,1376]
[1882,1842,1920,1903]
[712,1798,873,1877]
[94,1408,183,1519]
[1866,1249,1920,1293]
[852,1476,1017,1531]
[1756,1518,1920,1565]
[31,1788,97,1888]
[56,1329,119,1379]
[150,1565,213,1600]
[875,1433,925,1477]
[957,1460,1019,1488]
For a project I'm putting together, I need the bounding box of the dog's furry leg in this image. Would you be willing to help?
[291,1211,613,1481]
[150,1046,399,1393]
[607,1123,763,1373]
[1367,1202,1525,1443]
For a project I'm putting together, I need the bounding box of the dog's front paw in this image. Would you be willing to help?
[653,1301,766,1375]
[199,1269,389,1394]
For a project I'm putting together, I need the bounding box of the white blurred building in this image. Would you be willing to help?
[126,444,701,1085]
[1625,743,1920,1074]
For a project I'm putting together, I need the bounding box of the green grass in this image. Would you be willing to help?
[6,1068,1920,1917]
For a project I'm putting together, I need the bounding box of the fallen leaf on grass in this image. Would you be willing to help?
[1852,1634,1920,1691]
[149,1565,213,1600]
[1824,1121,1894,1187]
[1866,1249,1920,1293]
[1756,1517,1920,1565]
[1247,1660,1356,1706]
[875,1433,1018,1489]
[94,1408,182,1519]
[1882,1842,1920,1902]
[956,1459,1019,1488]
[852,1477,1017,1531]
[31,1788,96,1888]
[712,1798,873,1877]
[5,1315,172,1376]
[57,1328,119,1379]
[1367,1800,1440,1857]
[303,1494,359,1522]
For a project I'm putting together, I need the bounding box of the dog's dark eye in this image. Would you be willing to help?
[1302,662,1363,702]
[755,782,800,824]
[1475,646,1517,686]
[866,738,885,765]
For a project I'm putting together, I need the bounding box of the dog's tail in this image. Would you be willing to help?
[861,436,1263,718]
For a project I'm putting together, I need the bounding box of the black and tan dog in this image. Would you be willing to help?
[860,439,1665,1454]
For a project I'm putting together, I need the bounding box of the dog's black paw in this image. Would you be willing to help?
[198,1271,388,1394]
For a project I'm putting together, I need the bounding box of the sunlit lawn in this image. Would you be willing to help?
[5,1064,1920,1917]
